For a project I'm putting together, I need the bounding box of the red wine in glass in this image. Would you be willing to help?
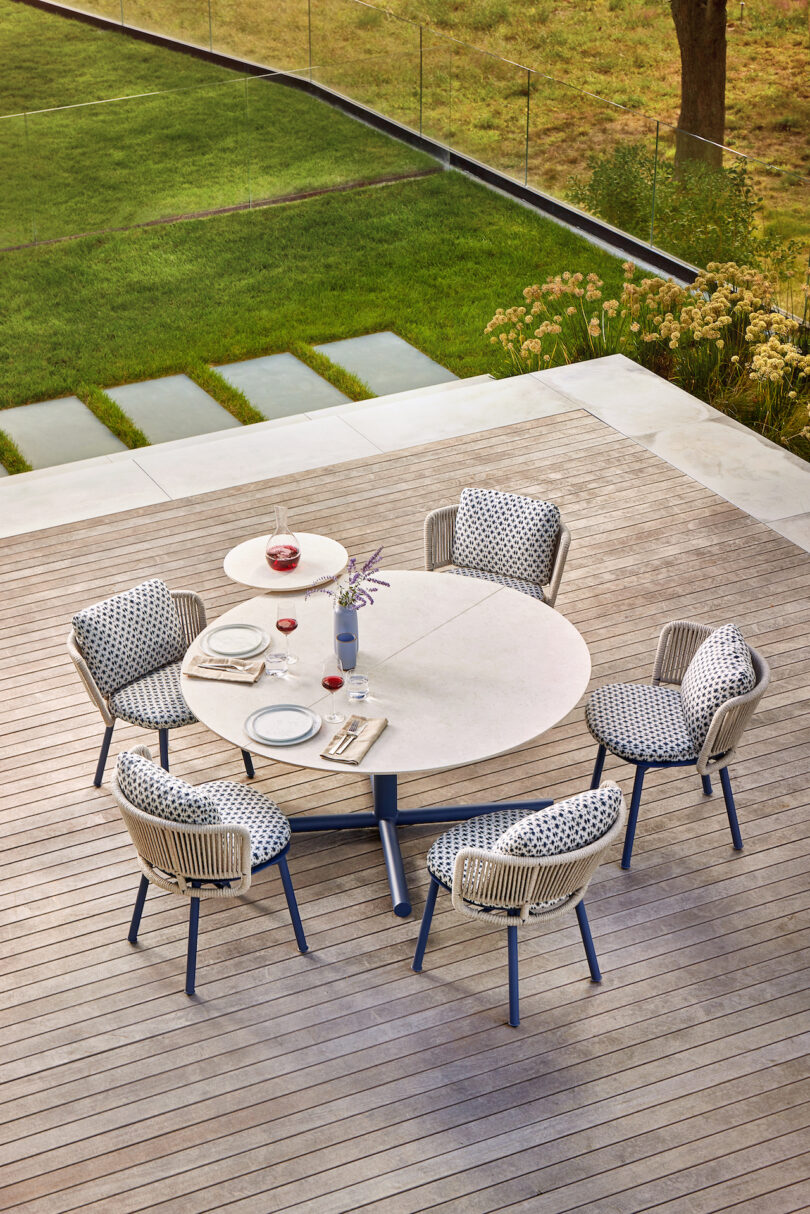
[265,543,300,572]
[321,675,344,693]
[321,658,346,724]
[276,616,298,636]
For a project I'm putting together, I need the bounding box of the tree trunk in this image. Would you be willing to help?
[671,0,727,169]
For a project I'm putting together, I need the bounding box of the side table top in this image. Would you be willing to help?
[223,532,349,592]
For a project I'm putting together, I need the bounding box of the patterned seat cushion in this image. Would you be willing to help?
[680,623,755,750]
[73,578,186,697]
[446,566,546,601]
[109,662,196,730]
[426,808,566,915]
[117,750,219,826]
[493,784,622,858]
[585,682,697,764]
[451,488,560,588]
[198,781,291,866]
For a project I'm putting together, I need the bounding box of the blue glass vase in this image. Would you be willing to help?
[334,603,358,670]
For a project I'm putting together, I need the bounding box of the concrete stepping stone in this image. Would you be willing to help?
[214,353,350,419]
[107,374,240,444]
[314,332,458,397]
[0,397,126,469]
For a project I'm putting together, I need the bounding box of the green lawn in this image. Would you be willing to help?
[0,171,627,407]
[0,0,434,246]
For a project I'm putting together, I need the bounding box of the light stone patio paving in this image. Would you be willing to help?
[1,356,808,555]
[314,331,459,395]
[106,374,240,443]
[214,352,350,418]
[0,396,127,468]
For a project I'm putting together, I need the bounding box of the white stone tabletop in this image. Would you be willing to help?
[223,531,348,592]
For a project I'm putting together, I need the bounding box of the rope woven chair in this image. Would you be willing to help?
[424,488,571,608]
[587,620,770,870]
[111,745,307,995]
[412,783,626,1027]
[68,578,254,786]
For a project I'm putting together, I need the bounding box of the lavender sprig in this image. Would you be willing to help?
[305,546,389,609]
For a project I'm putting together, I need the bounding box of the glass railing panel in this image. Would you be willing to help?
[121,0,210,46]
[441,39,527,181]
[309,0,420,130]
[527,73,660,239]
[209,0,309,71]
[420,26,452,146]
[26,79,249,241]
[0,115,33,249]
[71,0,123,20]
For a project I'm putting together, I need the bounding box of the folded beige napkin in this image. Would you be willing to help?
[186,655,265,684]
[321,715,388,764]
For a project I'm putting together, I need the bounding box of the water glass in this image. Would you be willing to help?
[346,673,369,701]
[265,652,288,679]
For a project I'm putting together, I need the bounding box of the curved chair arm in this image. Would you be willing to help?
[424,505,458,571]
[652,619,714,686]
[171,590,207,648]
[697,645,771,775]
[111,746,252,898]
[66,630,114,727]
[451,787,626,924]
[544,520,571,609]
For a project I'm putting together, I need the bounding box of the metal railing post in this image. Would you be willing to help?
[650,120,660,246]
[308,0,313,82]
[244,77,252,210]
[23,110,37,244]
[207,0,213,51]
[419,25,423,136]
[524,68,531,186]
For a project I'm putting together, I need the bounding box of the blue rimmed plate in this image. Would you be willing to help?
[244,705,321,747]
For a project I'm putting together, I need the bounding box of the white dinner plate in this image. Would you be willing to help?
[201,624,270,658]
[244,705,322,747]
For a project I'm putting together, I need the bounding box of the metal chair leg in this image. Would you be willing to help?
[701,773,713,796]
[590,744,607,789]
[185,897,200,996]
[575,900,602,982]
[621,764,647,870]
[507,925,520,1027]
[277,855,308,952]
[241,749,255,779]
[720,766,744,850]
[128,875,149,943]
[158,729,169,772]
[412,877,439,972]
[94,724,114,787]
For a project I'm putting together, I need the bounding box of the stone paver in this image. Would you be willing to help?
[107,375,240,444]
[214,353,350,419]
[0,397,126,468]
[314,332,458,396]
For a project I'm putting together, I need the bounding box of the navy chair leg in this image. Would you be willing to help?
[575,900,602,982]
[128,875,149,943]
[507,925,520,1027]
[701,773,713,796]
[621,764,647,870]
[720,766,744,850]
[158,729,170,772]
[185,897,200,996]
[412,877,439,972]
[94,724,115,787]
[241,749,255,779]
[277,854,308,952]
[590,744,607,789]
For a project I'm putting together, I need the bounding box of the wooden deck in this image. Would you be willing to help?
[1,409,809,1214]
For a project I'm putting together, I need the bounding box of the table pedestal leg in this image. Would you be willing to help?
[372,774,410,918]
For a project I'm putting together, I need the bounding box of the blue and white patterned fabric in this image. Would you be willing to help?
[117,749,219,825]
[73,579,186,697]
[493,784,622,858]
[451,488,560,587]
[680,623,755,750]
[585,682,696,764]
[198,781,291,866]
[427,808,567,915]
[109,662,196,730]
[446,566,546,601]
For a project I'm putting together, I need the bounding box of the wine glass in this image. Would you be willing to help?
[321,656,346,724]
[276,601,298,665]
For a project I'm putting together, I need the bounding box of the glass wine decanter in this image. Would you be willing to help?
[265,505,301,572]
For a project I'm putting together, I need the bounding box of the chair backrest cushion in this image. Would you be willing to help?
[493,784,622,858]
[680,623,756,749]
[116,750,220,826]
[72,578,186,697]
[451,488,561,586]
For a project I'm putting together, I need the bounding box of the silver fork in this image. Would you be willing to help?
[330,717,366,756]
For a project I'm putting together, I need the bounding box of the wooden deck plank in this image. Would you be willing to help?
[1,410,808,1212]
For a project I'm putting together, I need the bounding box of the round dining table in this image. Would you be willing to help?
[223,532,348,593]
[181,570,591,917]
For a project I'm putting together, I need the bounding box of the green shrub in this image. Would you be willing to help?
[77,384,149,448]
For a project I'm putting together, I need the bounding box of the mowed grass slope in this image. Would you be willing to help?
[0,171,628,406]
